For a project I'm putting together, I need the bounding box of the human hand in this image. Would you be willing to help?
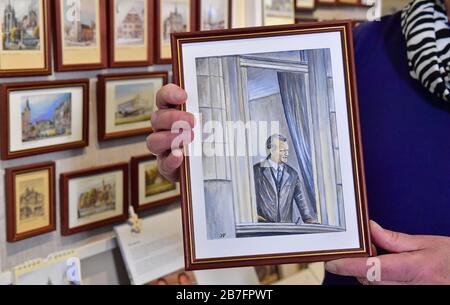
[325,221,450,285]
[147,84,195,182]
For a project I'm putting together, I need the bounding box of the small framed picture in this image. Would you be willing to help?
[0,0,51,77]
[53,0,108,71]
[97,71,168,141]
[5,162,56,242]
[108,0,154,67]
[198,0,232,31]
[131,155,180,213]
[60,163,129,236]
[155,0,197,64]
[262,0,295,26]
[295,0,315,11]
[172,22,372,270]
[0,79,90,160]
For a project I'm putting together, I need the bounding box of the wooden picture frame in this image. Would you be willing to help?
[155,0,197,64]
[0,79,90,160]
[172,22,372,270]
[5,162,56,242]
[197,0,232,31]
[60,163,129,236]
[131,155,180,213]
[97,71,168,141]
[262,0,296,26]
[0,0,52,78]
[53,0,108,71]
[337,0,361,5]
[108,0,155,67]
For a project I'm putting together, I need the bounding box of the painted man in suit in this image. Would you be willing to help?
[253,134,317,224]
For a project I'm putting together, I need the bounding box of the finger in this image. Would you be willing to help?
[370,221,423,253]
[325,258,368,278]
[158,152,184,182]
[152,109,195,131]
[156,84,188,110]
[375,253,419,283]
[147,131,194,156]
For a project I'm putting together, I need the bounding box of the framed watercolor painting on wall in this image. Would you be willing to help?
[60,163,129,236]
[155,0,197,64]
[53,0,108,71]
[172,22,372,270]
[198,0,232,31]
[262,0,295,26]
[108,0,154,67]
[131,155,180,213]
[0,0,51,77]
[97,71,168,141]
[0,79,90,160]
[5,162,56,242]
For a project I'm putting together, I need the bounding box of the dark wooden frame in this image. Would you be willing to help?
[262,0,296,26]
[53,0,108,72]
[0,0,52,78]
[0,79,90,161]
[5,162,56,242]
[197,0,232,31]
[155,0,197,64]
[108,0,155,67]
[172,22,372,270]
[131,155,180,213]
[97,71,168,141]
[60,163,129,236]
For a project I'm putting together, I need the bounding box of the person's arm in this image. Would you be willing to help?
[326,221,450,285]
[147,84,195,182]
[294,177,317,224]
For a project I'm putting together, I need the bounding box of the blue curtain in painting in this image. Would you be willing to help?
[277,72,316,214]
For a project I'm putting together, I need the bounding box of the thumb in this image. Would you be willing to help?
[370,221,422,253]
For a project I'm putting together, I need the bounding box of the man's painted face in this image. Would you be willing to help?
[270,140,289,164]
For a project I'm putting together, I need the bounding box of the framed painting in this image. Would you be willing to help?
[53,0,108,71]
[0,79,90,160]
[295,0,315,11]
[60,163,129,236]
[172,22,372,270]
[108,0,154,67]
[155,0,197,64]
[197,0,232,31]
[0,0,51,77]
[5,162,56,242]
[97,71,168,141]
[131,155,180,213]
[262,0,295,26]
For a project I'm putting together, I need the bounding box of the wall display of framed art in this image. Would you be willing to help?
[155,0,197,64]
[131,155,180,213]
[198,0,232,31]
[173,22,371,270]
[0,0,52,77]
[0,79,90,160]
[5,162,56,242]
[108,0,154,67]
[262,0,295,26]
[97,71,167,141]
[53,0,108,71]
[295,0,315,11]
[60,163,129,236]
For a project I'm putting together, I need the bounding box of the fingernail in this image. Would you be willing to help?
[325,262,338,274]
[370,220,383,231]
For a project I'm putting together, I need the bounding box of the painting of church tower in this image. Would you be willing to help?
[162,1,188,43]
[64,0,97,47]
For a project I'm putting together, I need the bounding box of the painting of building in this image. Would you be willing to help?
[264,0,294,17]
[114,82,153,126]
[2,0,40,50]
[21,92,72,143]
[162,1,188,43]
[78,178,116,219]
[201,0,227,30]
[19,183,45,221]
[64,0,97,47]
[116,0,145,45]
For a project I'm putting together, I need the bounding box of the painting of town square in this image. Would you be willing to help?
[162,0,189,43]
[200,0,228,30]
[1,0,41,51]
[63,0,97,47]
[144,161,177,197]
[77,176,117,219]
[18,177,46,222]
[21,92,72,143]
[116,0,145,46]
[114,82,153,126]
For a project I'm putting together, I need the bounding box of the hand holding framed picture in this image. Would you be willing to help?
[172,22,371,270]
